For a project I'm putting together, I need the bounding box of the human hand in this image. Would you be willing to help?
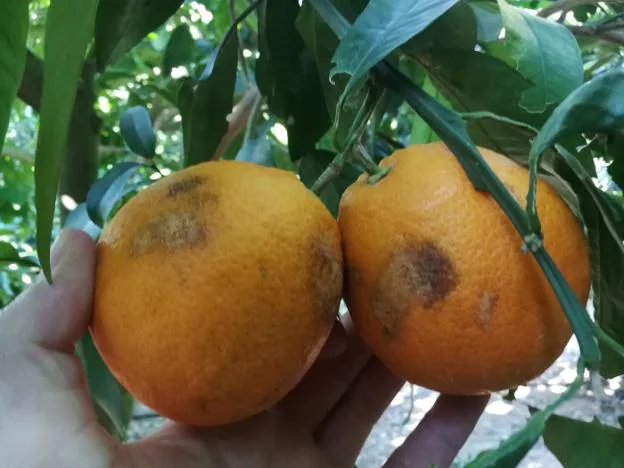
[0,229,489,468]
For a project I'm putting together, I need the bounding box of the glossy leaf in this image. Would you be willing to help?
[330,0,458,98]
[530,70,624,158]
[86,161,143,227]
[528,70,624,235]
[402,2,478,54]
[162,24,195,77]
[119,106,156,158]
[552,150,624,377]
[184,31,238,167]
[494,0,583,113]
[0,241,39,269]
[77,334,133,441]
[0,1,28,155]
[467,361,585,467]
[34,0,99,283]
[469,1,503,43]
[94,0,184,71]
[410,77,449,144]
[257,0,330,159]
[543,414,624,468]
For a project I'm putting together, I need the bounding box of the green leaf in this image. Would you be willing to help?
[410,77,450,144]
[402,2,478,55]
[415,48,537,160]
[528,70,624,235]
[0,241,39,269]
[183,30,238,167]
[78,334,133,441]
[299,150,362,216]
[34,0,99,283]
[544,414,624,468]
[469,1,503,43]
[493,0,583,113]
[86,162,143,227]
[257,0,331,160]
[530,70,624,158]
[549,148,624,377]
[0,1,28,155]
[119,106,156,158]
[94,0,184,71]
[330,0,458,100]
[466,361,585,467]
[162,24,195,77]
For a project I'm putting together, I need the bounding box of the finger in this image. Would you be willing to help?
[1,229,96,352]
[314,357,404,467]
[384,393,490,468]
[279,313,372,431]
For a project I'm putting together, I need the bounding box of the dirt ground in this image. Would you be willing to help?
[128,338,624,467]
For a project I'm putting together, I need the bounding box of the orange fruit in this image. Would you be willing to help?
[91,160,343,426]
[338,142,591,395]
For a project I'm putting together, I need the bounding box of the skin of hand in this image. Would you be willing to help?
[0,229,489,468]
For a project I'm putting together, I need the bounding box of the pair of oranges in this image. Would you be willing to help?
[91,142,591,427]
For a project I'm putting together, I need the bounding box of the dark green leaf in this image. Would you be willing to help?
[402,2,478,55]
[549,148,624,378]
[469,1,503,43]
[184,31,238,167]
[528,70,624,234]
[493,0,583,113]
[0,241,39,269]
[34,0,99,283]
[119,106,156,158]
[544,414,624,468]
[94,0,184,71]
[410,77,449,144]
[299,150,362,216]
[330,0,459,99]
[415,48,537,160]
[0,1,28,154]
[78,334,133,441]
[86,162,143,227]
[162,24,195,77]
[257,0,331,160]
[467,361,585,467]
[530,70,624,159]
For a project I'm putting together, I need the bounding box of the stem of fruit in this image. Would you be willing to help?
[593,322,624,360]
[311,151,347,195]
[350,142,390,184]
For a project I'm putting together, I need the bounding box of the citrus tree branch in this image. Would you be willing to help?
[538,0,624,18]
[568,24,624,46]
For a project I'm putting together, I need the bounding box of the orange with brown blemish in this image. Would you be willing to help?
[338,142,591,395]
[91,160,343,426]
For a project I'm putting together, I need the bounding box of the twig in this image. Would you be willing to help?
[538,0,623,18]
[567,24,624,46]
[311,151,347,194]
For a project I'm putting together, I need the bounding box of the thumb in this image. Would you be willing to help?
[1,229,97,352]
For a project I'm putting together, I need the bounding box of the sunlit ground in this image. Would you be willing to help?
[357,337,624,468]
